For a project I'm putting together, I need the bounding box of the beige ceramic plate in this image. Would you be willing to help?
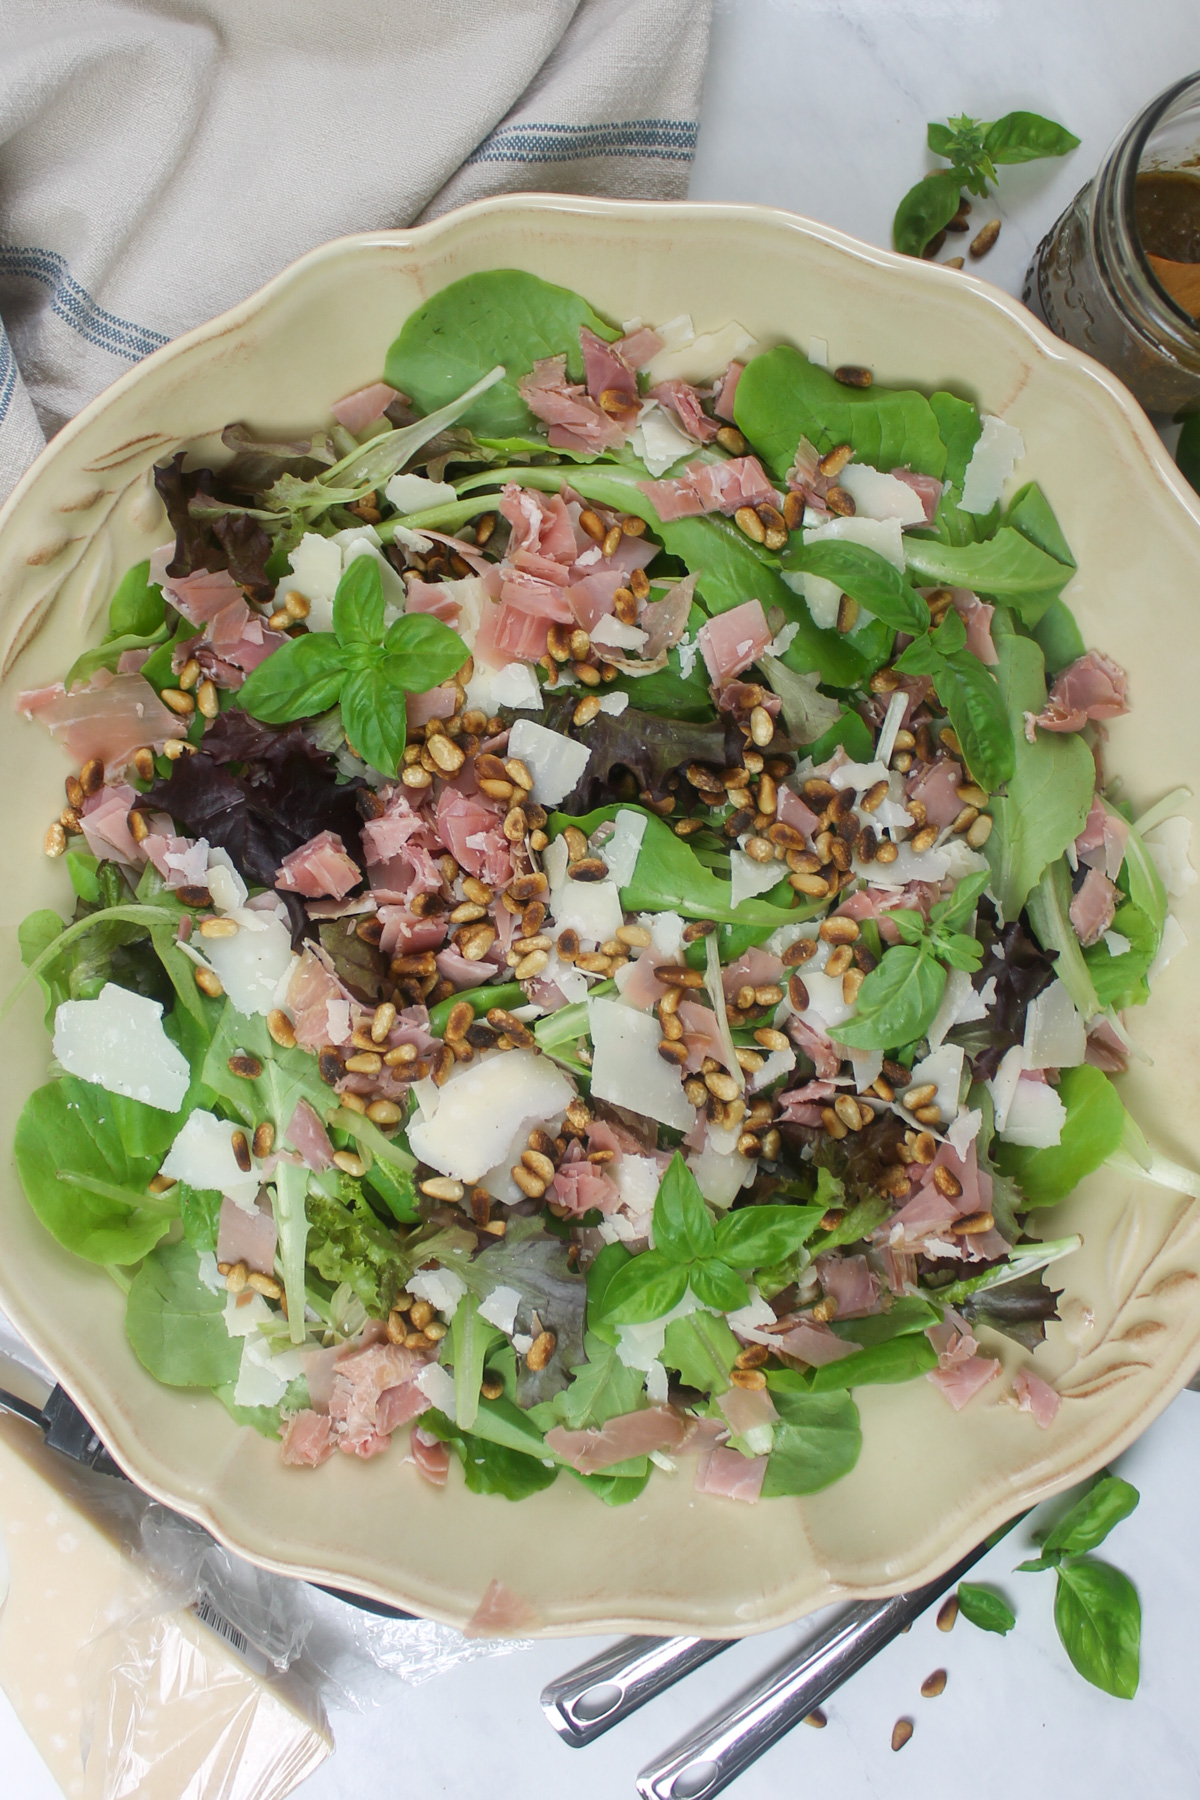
[2,196,1199,1638]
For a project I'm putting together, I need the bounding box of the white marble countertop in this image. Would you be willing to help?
[7,2,1200,1794]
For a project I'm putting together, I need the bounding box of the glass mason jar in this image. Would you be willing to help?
[1024,72,1200,413]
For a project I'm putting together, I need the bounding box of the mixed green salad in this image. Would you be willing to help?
[10,269,1196,1506]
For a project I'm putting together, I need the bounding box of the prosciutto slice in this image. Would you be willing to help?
[330,382,399,434]
[950,590,998,665]
[216,1196,277,1274]
[1013,1367,1060,1428]
[696,599,772,684]
[1069,865,1119,946]
[20,670,180,774]
[518,356,627,454]
[816,1253,879,1318]
[435,786,511,884]
[927,1355,1000,1410]
[409,1424,451,1485]
[1026,650,1130,737]
[649,379,720,442]
[1075,794,1129,881]
[275,829,361,899]
[693,1445,768,1503]
[544,1406,688,1474]
[713,361,743,421]
[281,1410,336,1467]
[580,326,638,407]
[285,1098,335,1172]
[80,785,142,864]
[639,455,780,521]
[551,1157,621,1215]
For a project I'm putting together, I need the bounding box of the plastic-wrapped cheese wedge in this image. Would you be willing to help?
[0,1416,330,1800]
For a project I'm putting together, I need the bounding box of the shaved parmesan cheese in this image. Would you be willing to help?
[333,526,407,614]
[798,964,855,1031]
[416,1362,457,1413]
[830,759,890,791]
[644,909,686,961]
[836,464,927,526]
[234,1333,307,1409]
[384,472,456,514]
[603,808,647,888]
[408,1266,467,1319]
[598,690,630,717]
[874,690,908,769]
[589,996,693,1131]
[765,619,799,659]
[631,402,695,477]
[1000,1075,1066,1148]
[750,1047,795,1092]
[726,1287,776,1335]
[940,838,991,883]
[1150,912,1188,981]
[688,1138,753,1207]
[987,1045,1027,1134]
[554,876,623,946]
[467,662,543,716]
[616,1289,705,1370]
[704,933,743,1093]
[645,1362,670,1405]
[1103,930,1131,958]
[1023,979,1086,1069]
[615,1154,660,1226]
[207,848,248,913]
[902,1044,964,1126]
[960,414,1025,515]
[52,983,190,1112]
[162,1109,261,1206]
[409,1050,572,1183]
[730,849,784,908]
[847,1047,883,1093]
[201,908,296,1016]
[1144,816,1197,896]
[285,533,342,627]
[786,517,904,630]
[644,319,756,386]
[591,614,648,653]
[947,1107,983,1158]
[223,1291,274,1338]
[478,1284,522,1335]
[677,635,698,680]
[807,336,829,369]
[855,839,951,888]
[507,718,591,806]
[653,314,695,353]
[464,659,543,714]
[927,966,986,1051]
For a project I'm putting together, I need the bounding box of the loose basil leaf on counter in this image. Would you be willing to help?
[1021,1474,1140,1567]
[1053,1560,1140,1699]
[784,541,931,636]
[956,1581,1017,1635]
[734,343,947,481]
[984,111,1081,165]
[384,268,619,437]
[893,167,966,257]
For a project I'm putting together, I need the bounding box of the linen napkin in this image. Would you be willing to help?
[0,0,713,501]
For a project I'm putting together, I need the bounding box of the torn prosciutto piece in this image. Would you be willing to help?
[1026,650,1130,738]
[275,829,361,899]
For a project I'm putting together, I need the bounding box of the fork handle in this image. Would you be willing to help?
[541,1634,731,1747]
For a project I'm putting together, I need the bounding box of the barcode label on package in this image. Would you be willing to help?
[191,1590,270,1675]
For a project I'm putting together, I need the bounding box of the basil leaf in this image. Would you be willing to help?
[903,529,1069,620]
[1054,1559,1140,1698]
[661,1312,740,1393]
[931,869,990,933]
[126,1239,243,1388]
[383,610,470,691]
[713,1203,825,1270]
[733,343,947,483]
[689,1259,751,1313]
[384,269,619,437]
[653,1152,715,1263]
[785,541,930,635]
[1040,1474,1140,1560]
[956,1581,1016,1635]
[833,943,946,1050]
[893,168,966,257]
[238,631,348,723]
[1032,597,1087,676]
[928,607,967,655]
[595,1252,688,1325]
[996,1065,1126,1206]
[333,554,386,645]
[984,633,1095,921]
[935,649,1015,789]
[983,111,1080,166]
[341,665,408,777]
[760,1390,862,1497]
[109,558,167,637]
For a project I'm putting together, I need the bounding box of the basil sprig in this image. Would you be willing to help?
[1017,1474,1141,1699]
[894,110,1080,257]
[237,556,467,777]
[894,607,1015,791]
[594,1154,824,1325]
[834,872,988,1051]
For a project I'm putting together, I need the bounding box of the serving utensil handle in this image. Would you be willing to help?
[635,1521,1021,1800]
[541,1635,731,1747]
